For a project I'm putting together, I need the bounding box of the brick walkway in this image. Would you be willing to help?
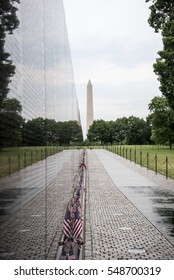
[84,150,174,260]
[0,150,81,260]
[1,149,174,260]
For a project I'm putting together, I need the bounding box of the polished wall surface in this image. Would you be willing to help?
[0,0,82,260]
[5,0,80,123]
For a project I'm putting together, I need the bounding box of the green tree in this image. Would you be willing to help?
[58,121,83,145]
[87,117,151,145]
[87,120,110,144]
[126,116,151,145]
[70,121,83,144]
[113,117,128,144]
[146,0,174,110]
[107,121,118,145]
[0,97,22,147]
[148,95,174,149]
[22,119,83,146]
[22,118,46,146]
[45,119,58,144]
[0,0,20,107]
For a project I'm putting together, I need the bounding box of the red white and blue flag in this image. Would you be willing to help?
[73,218,82,238]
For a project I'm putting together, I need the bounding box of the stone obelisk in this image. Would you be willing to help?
[86,79,94,133]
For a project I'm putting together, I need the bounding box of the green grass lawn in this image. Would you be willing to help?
[1,145,174,180]
[106,145,174,180]
[0,146,63,177]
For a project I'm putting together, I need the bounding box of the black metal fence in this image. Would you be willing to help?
[1,145,174,180]
[0,146,63,177]
[105,145,174,180]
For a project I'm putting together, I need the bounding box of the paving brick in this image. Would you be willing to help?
[84,150,174,260]
[1,149,174,260]
[0,150,82,260]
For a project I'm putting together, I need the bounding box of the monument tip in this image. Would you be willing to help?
[88,79,92,85]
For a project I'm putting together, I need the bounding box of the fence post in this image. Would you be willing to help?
[147,152,149,170]
[24,152,26,168]
[130,148,132,162]
[36,150,38,161]
[126,148,127,160]
[31,151,33,164]
[166,156,168,179]
[18,154,20,171]
[155,154,157,174]
[9,156,11,175]
[134,149,136,164]
[140,151,142,166]
[45,147,47,159]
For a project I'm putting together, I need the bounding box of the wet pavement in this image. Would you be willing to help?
[94,149,174,245]
[0,150,82,259]
[84,149,174,260]
[0,148,174,259]
[0,150,78,220]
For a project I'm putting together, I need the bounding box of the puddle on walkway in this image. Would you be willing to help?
[154,208,174,237]
[119,185,174,245]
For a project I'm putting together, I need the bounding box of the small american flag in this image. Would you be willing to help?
[63,209,72,238]
[73,218,82,238]
[63,218,72,238]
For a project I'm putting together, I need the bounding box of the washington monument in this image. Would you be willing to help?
[86,79,94,133]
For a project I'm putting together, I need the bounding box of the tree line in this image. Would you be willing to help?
[86,96,174,148]
[0,1,83,148]
[0,0,20,148]
[1,1,174,149]
[87,117,151,146]
[22,118,83,146]
[0,112,83,147]
[1,94,173,148]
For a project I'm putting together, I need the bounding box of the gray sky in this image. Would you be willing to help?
[63,0,163,135]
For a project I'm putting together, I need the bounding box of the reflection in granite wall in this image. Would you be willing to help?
[0,0,82,259]
[5,0,81,123]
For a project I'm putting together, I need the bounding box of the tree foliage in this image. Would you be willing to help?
[146,0,173,32]
[87,120,110,144]
[55,120,83,145]
[0,97,23,147]
[126,116,151,145]
[87,117,151,145]
[22,118,83,146]
[148,95,174,148]
[0,1,21,147]
[0,0,20,106]
[146,0,174,109]
[22,118,46,146]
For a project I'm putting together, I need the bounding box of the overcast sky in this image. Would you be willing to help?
[63,0,163,136]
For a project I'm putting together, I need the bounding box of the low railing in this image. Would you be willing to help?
[0,146,63,177]
[105,145,174,180]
